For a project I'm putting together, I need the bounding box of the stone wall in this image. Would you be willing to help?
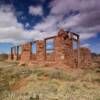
[80,48,92,67]
[54,31,74,67]
[20,43,32,65]
[9,29,92,68]
[36,40,45,62]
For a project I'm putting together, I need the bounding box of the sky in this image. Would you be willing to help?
[0,0,100,54]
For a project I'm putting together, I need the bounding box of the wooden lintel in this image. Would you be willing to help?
[45,36,56,40]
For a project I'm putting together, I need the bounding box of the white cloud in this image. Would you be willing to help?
[33,0,100,41]
[42,0,100,40]
[29,5,43,16]
[81,43,90,48]
[0,5,48,45]
[0,0,100,45]
[80,33,97,40]
[49,0,100,15]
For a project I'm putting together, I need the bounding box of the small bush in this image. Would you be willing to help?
[94,78,100,83]
[29,95,39,100]
[95,68,100,73]
[30,97,34,100]
[70,85,79,92]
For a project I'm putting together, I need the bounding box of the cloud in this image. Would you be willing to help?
[29,5,43,16]
[49,0,100,15]
[0,0,100,46]
[81,43,90,48]
[34,0,100,40]
[0,5,28,44]
[0,5,48,45]
[34,15,63,34]
[80,33,97,40]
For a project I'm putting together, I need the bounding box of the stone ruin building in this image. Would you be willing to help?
[9,29,92,68]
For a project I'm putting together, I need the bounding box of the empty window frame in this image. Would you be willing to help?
[32,42,37,54]
[73,41,78,50]
[19,46,22,55]
[45,39,55,54]
[13,47,17,54]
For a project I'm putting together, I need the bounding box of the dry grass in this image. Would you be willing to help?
[0,61,100,100]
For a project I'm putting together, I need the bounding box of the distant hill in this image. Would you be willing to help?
[0,54,8,61]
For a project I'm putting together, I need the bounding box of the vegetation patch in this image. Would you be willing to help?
[0,61,100,100]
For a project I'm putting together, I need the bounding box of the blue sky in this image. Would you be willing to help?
[0,0,100,54]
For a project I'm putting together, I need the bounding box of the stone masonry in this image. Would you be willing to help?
[80,48,92,67]
[9,29,92,68]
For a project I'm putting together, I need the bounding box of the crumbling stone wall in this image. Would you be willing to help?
[36,40,45,62]
[80,48,92,67]
[20,43,32,64]
[9,29,92,68]
[31,54,37,61]
[54,30,74,67]
[46,53,55,61]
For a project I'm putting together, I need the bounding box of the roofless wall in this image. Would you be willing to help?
[9,29,92,68]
